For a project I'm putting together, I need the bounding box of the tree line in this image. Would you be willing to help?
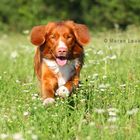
[0,0,140,32]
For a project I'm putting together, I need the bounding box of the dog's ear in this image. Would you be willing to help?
[65,21,90,46]
[31,25,46,46]
[34,46,42,80]
[30,22,55,46]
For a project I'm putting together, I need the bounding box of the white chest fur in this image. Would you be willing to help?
[43,58,79,87]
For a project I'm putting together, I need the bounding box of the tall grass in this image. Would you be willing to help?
[0,28,140,140]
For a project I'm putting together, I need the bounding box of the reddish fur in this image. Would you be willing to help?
[30,20,90,100]
[41,62,58,99]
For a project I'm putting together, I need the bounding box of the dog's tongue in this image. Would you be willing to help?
[56,58,67,66]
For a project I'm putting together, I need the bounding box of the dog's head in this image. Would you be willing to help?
[30,21,90,66]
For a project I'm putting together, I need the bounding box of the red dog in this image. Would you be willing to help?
[30,20,90,105]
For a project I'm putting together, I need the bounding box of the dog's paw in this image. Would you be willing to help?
[43,98,55,106]
[55,86,70,98]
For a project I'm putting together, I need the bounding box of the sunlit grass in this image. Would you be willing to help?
[0,28,140,140]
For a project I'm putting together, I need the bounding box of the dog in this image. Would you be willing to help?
[30,20,90,105]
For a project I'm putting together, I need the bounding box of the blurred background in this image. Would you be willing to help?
[0,0,140,32]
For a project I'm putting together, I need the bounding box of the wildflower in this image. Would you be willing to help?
[104,125,118,130]
[32,96,37,100]
[107,108,119,113]
[108,108,118,117]
[23,90,30,93]
[102,75,107,79]
[99,84,106,89]
[108,111,117,116]
[108,117,117,122]
[22,30,29,35]
[97,50,104,55]
[109,55,117,60]
[23,111,30,117]
[86,136,91,140]
[83,64,88,68]
[82,119,87,124]
[92,73,98,79]
[32,94,38,100]
[16,79,20,83]
[103,56,109,61]
[95,108,105,114]
[11,51,18,59]
[89,122,95,127]
[33,93,38,97]
[99,83,110,91]
[34,107,37,110]
[13,133,24,140]
[80,99,86,103]
[127,108,139,115]
[31,134,38,140]
[0,133,8,139]
[120,84,126,87]
[88,60,95,64]
[3,71,7,74]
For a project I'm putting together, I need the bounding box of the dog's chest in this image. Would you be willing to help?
[43,58,79,87]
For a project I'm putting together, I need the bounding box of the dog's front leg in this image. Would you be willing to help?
[41,64,58,105]
[56,65,81,98]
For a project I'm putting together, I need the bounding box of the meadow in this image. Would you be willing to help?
[0,27,140,140]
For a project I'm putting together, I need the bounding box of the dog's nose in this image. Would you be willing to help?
[58,47,67,53]
[57,47,68,56]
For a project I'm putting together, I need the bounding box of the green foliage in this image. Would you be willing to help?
[0,0,140,31]
[0,0,140,30]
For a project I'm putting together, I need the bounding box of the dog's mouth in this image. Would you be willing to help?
[56,56,67,66]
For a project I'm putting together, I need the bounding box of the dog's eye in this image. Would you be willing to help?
[66,34,73,40]
[49,34,56,39]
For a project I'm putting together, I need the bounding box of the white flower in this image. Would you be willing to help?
[107,108,119,113]
[23,111,30,116]
[95,108,105,114]
[108,117,117,122]
[108,112,117,116]
[34,107,37,110]
[3,71,7,74]
[31,134,38,140]
[108,108,118,116]
[0,133,8,139]
[100,89,105,92]
[22,83,33,86]
[120,84,126,87]
[13,133,24,140]
[99,84,110,90]
[109,55,117,60]
[97,50,104,55]
[80,99,86,103]
[127,108,139,115]
[32,93,39,100]
[103,75,107,79]
[99,84,106,89]
[82,119,87,124]
[22,30,29,35]
[33,94,38,97]
[11,51,18,59]
[32,96,37,100]
[16,80,20,83]
[92,73,98,79]
[86,136,91,140]
[23,90,30,93]
[89,122,95,127]
[103,56,109,61]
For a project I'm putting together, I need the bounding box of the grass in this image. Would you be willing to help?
[0,27,140,140]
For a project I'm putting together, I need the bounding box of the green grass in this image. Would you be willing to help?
[0,27,140,140]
